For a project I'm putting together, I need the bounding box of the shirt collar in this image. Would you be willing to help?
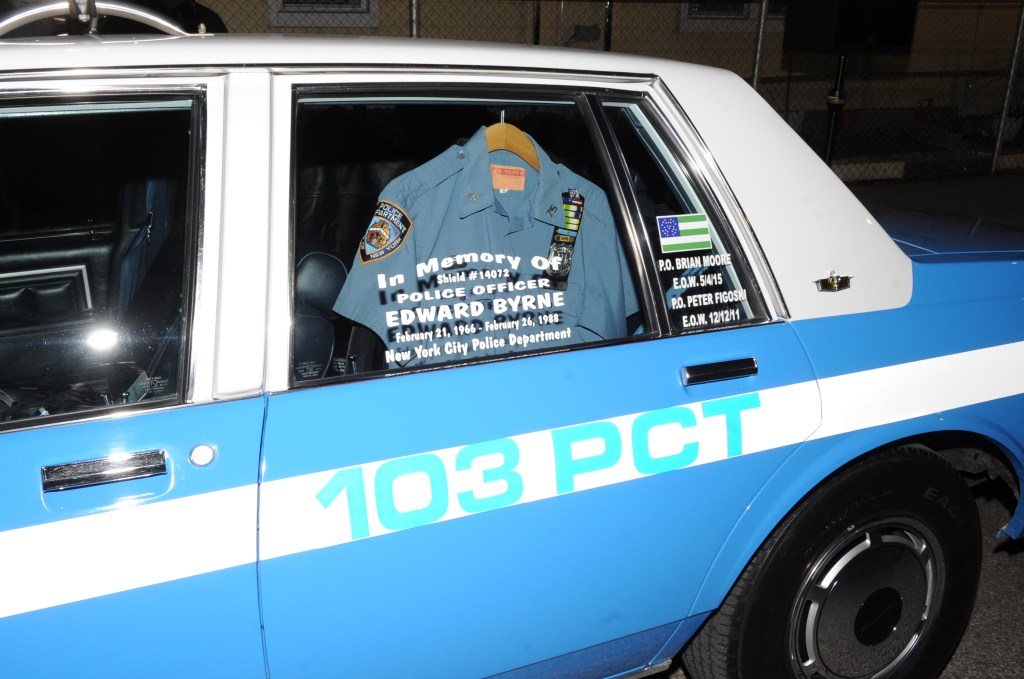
[458,125,566,228]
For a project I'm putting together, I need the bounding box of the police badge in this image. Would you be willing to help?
[547,242,573,277]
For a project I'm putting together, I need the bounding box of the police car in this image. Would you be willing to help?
[1,3,1021,678]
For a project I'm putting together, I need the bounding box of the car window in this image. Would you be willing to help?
[0,95,200,425]
[604,101,769,333]
[290,92,646,382]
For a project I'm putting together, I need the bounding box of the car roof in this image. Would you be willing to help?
[0,32,699,77]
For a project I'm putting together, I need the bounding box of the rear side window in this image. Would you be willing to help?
[0,96,199,425]
[604,102,768,333]
[290,93,645,382]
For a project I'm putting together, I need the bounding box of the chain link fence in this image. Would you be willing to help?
[749,0,1024,182]
[202,0,1024,183]
[9,0,1019,183]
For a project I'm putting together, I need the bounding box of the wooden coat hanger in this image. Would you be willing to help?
[485,122,541,172]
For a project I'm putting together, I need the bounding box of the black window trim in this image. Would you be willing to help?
[580,92,672,336]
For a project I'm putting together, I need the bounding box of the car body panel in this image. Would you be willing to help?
[0,398,266,677]
[644,63,914,321]
[258,322,819,677]
[869,204,1024,257]
[691,258,1024,610]
[693,345,1024,613]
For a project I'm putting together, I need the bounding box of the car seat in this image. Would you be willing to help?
[293,251,348,381]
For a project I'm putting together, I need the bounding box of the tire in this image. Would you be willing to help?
[683,445,981,679]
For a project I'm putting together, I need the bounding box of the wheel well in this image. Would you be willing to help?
[884,431,1020,499]
[680,443,985,679]
[681,428,1023,636]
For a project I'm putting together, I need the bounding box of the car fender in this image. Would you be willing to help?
[686,391,1024,620]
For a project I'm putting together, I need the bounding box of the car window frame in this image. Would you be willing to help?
[641,78,788,321]
[265,68,784,394]
[594,92,774,335]
[285,83,665,387]
[0,83,207,433]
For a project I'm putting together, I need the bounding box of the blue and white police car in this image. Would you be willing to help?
[0,3,1021,678]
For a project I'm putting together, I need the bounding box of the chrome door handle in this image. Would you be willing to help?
[41,450,167,492]
[683,357,758,386]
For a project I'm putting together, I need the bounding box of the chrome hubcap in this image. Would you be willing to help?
[789,521,937,679]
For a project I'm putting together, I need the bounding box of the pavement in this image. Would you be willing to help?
[942,485,1024,679]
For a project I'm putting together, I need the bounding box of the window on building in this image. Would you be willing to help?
[267,0,379,28]
[680,0,787,32]
[687,1,786,18]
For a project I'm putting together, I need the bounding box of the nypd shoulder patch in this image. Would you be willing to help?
[359,200,412,263]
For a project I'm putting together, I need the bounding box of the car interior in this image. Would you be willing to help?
[289,96,616,382]
[0,98,193,423]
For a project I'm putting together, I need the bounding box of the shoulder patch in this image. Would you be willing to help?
[359,201,412,263]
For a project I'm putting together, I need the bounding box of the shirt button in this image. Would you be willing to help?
[457,150,465,159]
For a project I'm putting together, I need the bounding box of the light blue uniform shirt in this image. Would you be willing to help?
[335,126,639,367]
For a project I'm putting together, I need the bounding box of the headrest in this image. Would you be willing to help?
[295,252,348,313]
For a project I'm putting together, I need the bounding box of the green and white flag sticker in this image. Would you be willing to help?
[657,213,712,253]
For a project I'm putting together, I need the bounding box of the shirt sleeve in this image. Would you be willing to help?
[334,143,465,348]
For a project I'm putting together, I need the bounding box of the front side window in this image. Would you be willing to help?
[290,93,644,382]
[0,95,199,425]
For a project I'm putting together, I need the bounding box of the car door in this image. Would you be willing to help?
[0,76,266,677]
[257,74,821,678]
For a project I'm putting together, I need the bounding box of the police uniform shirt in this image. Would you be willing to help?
[334,125,640,367]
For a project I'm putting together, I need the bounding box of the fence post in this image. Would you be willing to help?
[993,0,1024,172]
[409,0,419,38]
[604,0,613,51]
[752,0,769,90]
[534,0,541,45]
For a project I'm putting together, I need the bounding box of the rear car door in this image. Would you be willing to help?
[0,76,266,677]
[258,72,821,678]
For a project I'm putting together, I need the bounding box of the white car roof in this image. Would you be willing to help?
[0,33,671,72]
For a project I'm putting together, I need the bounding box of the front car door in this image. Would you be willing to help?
[0,74,267,677]
[257,71,821,678]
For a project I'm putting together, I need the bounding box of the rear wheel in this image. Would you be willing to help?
[683,445,981,679]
